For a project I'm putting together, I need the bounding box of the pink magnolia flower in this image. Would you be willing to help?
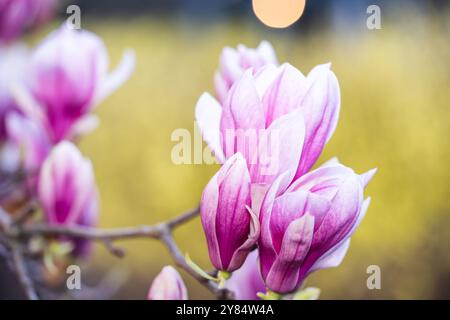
[0,0,56,44]
[0,43,28,143]
[200,153,260,272]
[225,250,265,300]
[0,118,47,207]
[38,141,98,256]
[196,62,340,188]
[5,112,51,173]
[28,24,135,142]
[0,45,48,203]
[258,160,376,294]
[147,266,188,300]
[214,41,278,103]
[0,45,50,188]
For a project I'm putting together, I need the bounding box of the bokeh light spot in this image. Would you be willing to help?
[252,0,306,28]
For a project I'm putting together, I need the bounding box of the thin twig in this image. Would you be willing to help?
[102,239,126,258]
[17,223,163,240]
[12,223,164,263]
[10,243,38,300]
[15,207,200,240]
[3,205,235,300]
[167,206,200,229]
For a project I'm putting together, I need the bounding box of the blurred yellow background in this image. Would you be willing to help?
[31,7,450,299]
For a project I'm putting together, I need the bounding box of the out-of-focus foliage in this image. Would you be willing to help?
[30,8,450,299]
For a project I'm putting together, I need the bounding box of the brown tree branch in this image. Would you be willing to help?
[1,205,235,300]
[16,223,163,241]
[166,206,201,229]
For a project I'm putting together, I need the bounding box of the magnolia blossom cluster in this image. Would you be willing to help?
[0,16,134,257]
[148,42,376,300]
[195,42,376,297]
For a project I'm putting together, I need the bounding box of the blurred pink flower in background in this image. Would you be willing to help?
[214,41,278,103]
[0,43,28,144]
[258,160,376,293]
[0,44,34,206]
[147,266,188,300]
[0,21,134,227]
[200,153,259,272]
[28,25,135,142]
[0,112,50,220]
[225,250,265,300]
[38,141,99,256]
[0,24,135,198]
[0,0,57,44]
[5,112,51,173]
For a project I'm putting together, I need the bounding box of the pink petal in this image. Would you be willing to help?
[195,92,225,163]
[200,153,252,271]
[220,71,266,159]
[200,166,222,269]
[265,214,314,293]
[249,109,305,185]
[219,47,241,84]
[225,250,265,300]
[294,64,341,178]
[360,168,377,188]
[94,49,135,105]
[214,71,229,104]
[307,238,350,275]
[270,190,330,252]
[258,172,292,279]
[253,64,281,99]
[256,41,278,65]
[227,207,260,271]
[215,154,252,270]
[288,163,354,199]
[262,63,307,126]
[311,173,363,252]
[38,141,97,226]
[304,197,371,277]
[148,266,188,300]
[320,157,340,167]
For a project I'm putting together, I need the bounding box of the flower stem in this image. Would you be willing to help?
[217,270,231,289]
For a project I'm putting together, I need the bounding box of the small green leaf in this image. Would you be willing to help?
[257,290,282,300]
[43,250,58,274]
[185,253,218,282]
[256,292,266,299]
[293,287,321,300]
[49,241,74,256]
